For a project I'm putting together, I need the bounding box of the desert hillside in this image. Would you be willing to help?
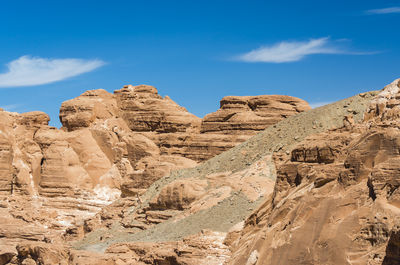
[1,79,400,265]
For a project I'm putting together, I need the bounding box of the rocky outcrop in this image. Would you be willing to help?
[0,83,310,262]
[114,84,201,133]
[59,89,118,131]
[120,155,197,196]
[0,133,13,195]
[227,80,400,265]
[6,77,400,265]
[13,230,230,265]
[201,95,310,134]
[149,178,208,210]
[65,82,380,265]
[60,85,311,163]
[71,154,276,242]
[57,84,310,194]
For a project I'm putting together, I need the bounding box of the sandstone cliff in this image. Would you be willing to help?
[0,83,311,264]
[4,79,399,265]
[58,84,310,195]
[46,83,377,264]
[228,79,400,265]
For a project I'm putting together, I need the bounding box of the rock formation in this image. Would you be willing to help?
[4,79,399,264]
[201,95,310,134]
[57,84,310,195]
[227,79,400,265]
[0,83,311,264]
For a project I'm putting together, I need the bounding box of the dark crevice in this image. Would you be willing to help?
[154,257,180,265]
[388,185,398,197]
[382,230,400,265]
[10,174,16,195]
[222,112,237,122]
[367,178,377,201]
[248,102,257,111]
[294,173,302,186]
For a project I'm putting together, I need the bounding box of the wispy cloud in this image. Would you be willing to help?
[0,56,105,88]
[0,104,21,111]
[309,101,332,109]
[366,7,400,14]
[235,37,374,63]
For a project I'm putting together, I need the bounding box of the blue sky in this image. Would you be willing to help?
[1,0,400,127]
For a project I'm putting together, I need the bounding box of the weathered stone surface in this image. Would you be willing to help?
[0,82,313,264]
[105,230,230,265]
[201,95,310,134]
[229,131,400,264]
[290,131,350,164]
[156,132,250,161]
[18,111,50,128]
[121,155,197,197]
[14,231,230,265]
[149,178,208,210]
[15,243,70,265]
[227,80,400,265]
[60,89,118,131]
[364,78,400,123]
[59,85,310,162]
[114,85,201,133]
[0,134,13,195]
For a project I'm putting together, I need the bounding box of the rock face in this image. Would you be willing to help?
[5,78,400,264]
[0,83,311,264]
[4,79,400,264]
[114,85,201,133]
[62,84,378,264]
[59,89,119,131]
[11,231,230,265]
[227,79,400,265]
[201,95,310,134]
[57,84,310,193]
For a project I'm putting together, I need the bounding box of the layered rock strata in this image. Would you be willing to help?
[59,83,379,264]
[5,76,400,264]
[58,84,310,194]
[227,79,400,265]
[0,83,310,264]
[201,95,310,134]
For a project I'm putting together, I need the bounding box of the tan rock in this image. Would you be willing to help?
[0,134,13,195]
[228,90,400,265]
[0,245,16,265]
[60,89,118,131]
[201,95,310,134]
[104,230,230,265]
[115,84,201,133]
[0,82,313,262]
[18,111,50,128]
[120,132,160,166]
[156,132,249,161]
[149,178,208,210]
[15,243,70,265]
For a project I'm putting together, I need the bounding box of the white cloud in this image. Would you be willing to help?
[0,104,20,111]
[235,37,371,63]
[366,7,400,14]
[0,56,105,88]
[309,101,332,108]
